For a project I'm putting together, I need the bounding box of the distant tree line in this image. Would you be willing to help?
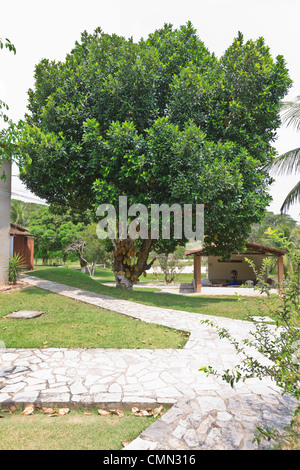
[249,210,299,249]
[10,199,111,272]
[249,210,300,277]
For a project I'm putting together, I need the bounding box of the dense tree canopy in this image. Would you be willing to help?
[15,22,292,288]
[26,205,84,263]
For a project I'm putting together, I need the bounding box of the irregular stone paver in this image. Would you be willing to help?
[0,275,297,450]
[5,310,45,319]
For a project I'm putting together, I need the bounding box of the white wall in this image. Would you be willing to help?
[0,159,11,284]
[207,254,266,283]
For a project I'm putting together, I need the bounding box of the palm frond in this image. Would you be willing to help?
[281,179,300,212]
[280,96,300,131]
[268,147,300,175]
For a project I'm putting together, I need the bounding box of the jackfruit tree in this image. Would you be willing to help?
[7,23,292,289]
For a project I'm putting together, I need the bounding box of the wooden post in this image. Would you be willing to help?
[27,237,35,270]
[194,254,201,293]
[278,256,284,294]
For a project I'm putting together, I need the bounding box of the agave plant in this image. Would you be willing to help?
[7,253,26,285]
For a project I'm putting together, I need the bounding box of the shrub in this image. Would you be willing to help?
[7,253,26,285]
[199,231,300,447]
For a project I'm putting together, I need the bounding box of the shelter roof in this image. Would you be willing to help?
[185,242,287,257]
[10,223,35,237]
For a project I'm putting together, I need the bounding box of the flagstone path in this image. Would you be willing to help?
[0,275,297,450]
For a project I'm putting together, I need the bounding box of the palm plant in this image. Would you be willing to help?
[10,200,25,225]
[270,96,300,212]
[7,253,26,284]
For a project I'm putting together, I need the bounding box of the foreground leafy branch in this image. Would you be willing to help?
[199,231,300,446]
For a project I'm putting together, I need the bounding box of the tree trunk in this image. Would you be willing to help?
[115,272,134,290]
[78,254,88,273]
[113,237,155,290]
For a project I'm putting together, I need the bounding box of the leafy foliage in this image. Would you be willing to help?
[26,205,85,264]
[9,201,110,269]
[268,95,300,211]
[0,38,31,179]
[10,199,44,227]
[66,223,111,276]
[249,211,299,277]
[199,231,300,447]
[0,37,16,55]
[249,211,297,247]
[10,23,292,287]
[7,253,26,284]
[152,245,185,284]
[0,37,17,178]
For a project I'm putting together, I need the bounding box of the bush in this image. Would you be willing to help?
[7,253,26,285]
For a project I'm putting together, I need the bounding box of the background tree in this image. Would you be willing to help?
[10,199,43,227]
[249,211,297,247]
[14,23,292,289]
[66,223,110,276]
[249,210,299,278]
[28,205,84,265]
[152,245,185,284]
[10,200,26,226]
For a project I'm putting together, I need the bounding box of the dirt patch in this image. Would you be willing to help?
[0,281,30,294]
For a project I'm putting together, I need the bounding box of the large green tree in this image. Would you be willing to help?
[15,23,291,289]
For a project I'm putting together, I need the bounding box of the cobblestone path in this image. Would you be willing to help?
[0,275,297,450]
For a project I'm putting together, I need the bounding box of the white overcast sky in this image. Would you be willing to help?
[0,0,299,221]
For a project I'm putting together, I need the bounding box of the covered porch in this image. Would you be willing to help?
[185,242,287,294]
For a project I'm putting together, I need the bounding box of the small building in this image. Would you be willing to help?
[185,242,287,293]
[10,223,35,270]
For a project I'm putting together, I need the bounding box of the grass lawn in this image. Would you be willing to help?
[26,267,275,321]
[0,406,167,450]
[34,265,204,284]
[0,287,188,349]
[92,268,204,284]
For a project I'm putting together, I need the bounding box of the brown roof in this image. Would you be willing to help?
[244,242,287,256]
[185,242,287,257]
[10,223,35,237]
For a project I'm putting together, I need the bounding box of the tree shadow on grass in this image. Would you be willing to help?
[18,287,52,296]
[25,268,248,319]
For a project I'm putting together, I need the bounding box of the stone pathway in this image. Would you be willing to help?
[0,275,297,450]
[103,281,279,296]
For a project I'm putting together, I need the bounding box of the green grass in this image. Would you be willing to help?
[0,406,167,450]
[0,287,188,349]
[34,265,205,284]
[25,267,273,321]
[92,269,204,284]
